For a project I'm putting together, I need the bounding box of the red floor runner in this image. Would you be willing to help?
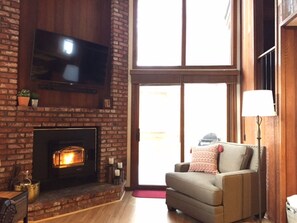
[132,190,166,199]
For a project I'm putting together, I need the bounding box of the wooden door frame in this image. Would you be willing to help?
[130,83,139,189]
[130,83,174,190]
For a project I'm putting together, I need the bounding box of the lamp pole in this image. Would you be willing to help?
[242,90,276,223]
[256,115,262,223]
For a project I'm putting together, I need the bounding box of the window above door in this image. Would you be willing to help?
[134,0,237,69]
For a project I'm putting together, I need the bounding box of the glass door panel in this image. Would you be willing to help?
[139,85,181,185]
[184,83,227,161]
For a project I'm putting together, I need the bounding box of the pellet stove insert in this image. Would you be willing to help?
[33,128,98,191]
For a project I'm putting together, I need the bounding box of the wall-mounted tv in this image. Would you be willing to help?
[30,29,109,91]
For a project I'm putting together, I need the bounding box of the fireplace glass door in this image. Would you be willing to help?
[52,146,85,168]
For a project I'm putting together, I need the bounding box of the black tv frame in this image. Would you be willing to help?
[30,29,110,93]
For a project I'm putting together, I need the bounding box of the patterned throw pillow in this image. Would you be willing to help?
[188,145,219,174]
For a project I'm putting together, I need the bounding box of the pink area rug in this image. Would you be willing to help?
[132,190,166,199]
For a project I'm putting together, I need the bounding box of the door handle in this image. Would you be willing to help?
[136,128,140,142]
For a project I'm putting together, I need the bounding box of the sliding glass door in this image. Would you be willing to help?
[184,83,227,161]
[138,85,181,185]
[135,83,228,187]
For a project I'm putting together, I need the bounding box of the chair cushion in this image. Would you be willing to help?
[166,172,222,206]
[218,142,249,173]
[240,146,254,169]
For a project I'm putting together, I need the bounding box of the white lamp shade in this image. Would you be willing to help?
[242,90,276,117]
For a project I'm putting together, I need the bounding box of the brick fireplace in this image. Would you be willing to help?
[0,0,128,221]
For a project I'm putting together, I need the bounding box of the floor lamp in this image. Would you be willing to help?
[242,90,276,222]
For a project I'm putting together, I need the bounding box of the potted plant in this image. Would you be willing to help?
[30,92,39,108]
[17,89,30,106]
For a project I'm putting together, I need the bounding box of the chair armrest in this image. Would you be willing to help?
[214,170,258,222]
[214,169,256,187]
[174,162,190,172]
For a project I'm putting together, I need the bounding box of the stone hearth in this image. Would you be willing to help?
[28,182,125,221]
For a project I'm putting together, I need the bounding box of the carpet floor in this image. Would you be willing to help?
[132,190,166,199]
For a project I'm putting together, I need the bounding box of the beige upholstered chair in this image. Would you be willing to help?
[166,142,266,223]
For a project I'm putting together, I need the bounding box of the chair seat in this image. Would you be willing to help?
[166,172,222,206]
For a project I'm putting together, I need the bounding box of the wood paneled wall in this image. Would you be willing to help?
[241,0,257,144]
[284,27,297,193]
[241,0,297,222]
[19,0,111,108]
[36,0,110,45]
[241,1,280,222]
[277,26,297,222]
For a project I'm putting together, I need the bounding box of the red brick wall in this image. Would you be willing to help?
[0,0,129,190]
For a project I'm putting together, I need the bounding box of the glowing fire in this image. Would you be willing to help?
[53,146,84,168]
[61,152,75,165]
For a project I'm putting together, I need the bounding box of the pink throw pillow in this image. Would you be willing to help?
[188,145,219,174]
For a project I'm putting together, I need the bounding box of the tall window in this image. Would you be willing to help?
[135,0,232,67]
[137,0,182,66]
[186,0,231,65]
[131,0,238,188]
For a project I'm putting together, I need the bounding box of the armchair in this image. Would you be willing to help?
[165,142,266,223]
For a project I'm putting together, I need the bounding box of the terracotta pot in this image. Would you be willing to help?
[18,96,30,106]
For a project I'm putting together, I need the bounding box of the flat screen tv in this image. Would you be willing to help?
[30,29,109,90]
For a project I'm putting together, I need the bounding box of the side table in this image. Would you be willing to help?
[0,191,28,223]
